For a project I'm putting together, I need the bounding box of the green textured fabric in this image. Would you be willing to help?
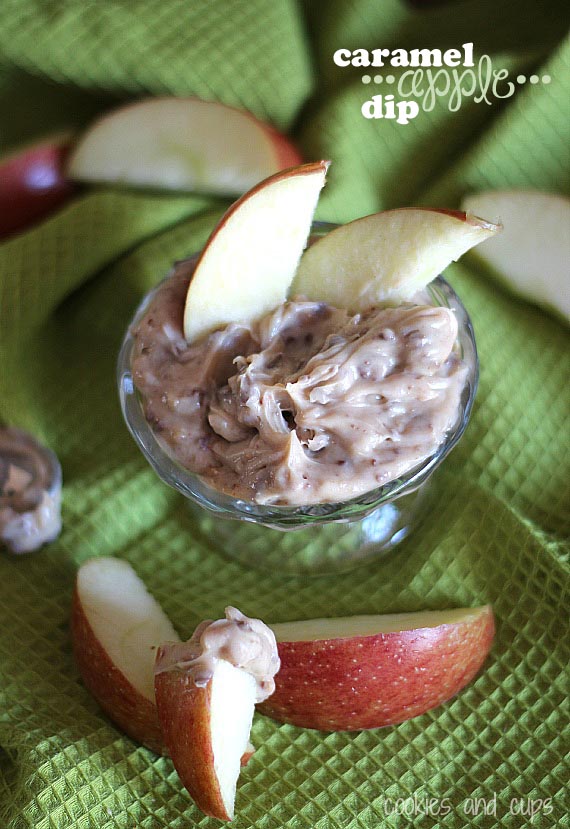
[1,0,569,827]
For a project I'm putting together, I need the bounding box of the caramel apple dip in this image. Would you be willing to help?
[126,163,497,509]
[130,260,468,506]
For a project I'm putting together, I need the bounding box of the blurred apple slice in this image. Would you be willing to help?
[461,190,570,324]
[259,606,494,730]
[183,160,329,342]
[71,556,179,754]
[155,642,258,822]
[67,97,301,195]
[291,208,501,310]
[0,133,76,240]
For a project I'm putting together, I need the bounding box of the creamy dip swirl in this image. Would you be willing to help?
[0,427,62,554]
[155,606,280,703]
[131,260,468,505]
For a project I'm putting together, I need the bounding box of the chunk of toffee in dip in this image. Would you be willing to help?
[0,427,62,553]
[131,261,468,505]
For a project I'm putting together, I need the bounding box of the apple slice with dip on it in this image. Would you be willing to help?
[154,607,280,822]
[291,208,501,310]
[461,190,570,324]
[182,160,329,343]
[71,560,494,819]
[71,556,180,754]
[67,97,302,196]
[259,606,495,731]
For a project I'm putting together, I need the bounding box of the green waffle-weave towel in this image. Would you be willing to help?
[1,1,569,827]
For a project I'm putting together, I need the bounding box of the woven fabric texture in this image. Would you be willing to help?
[0,0,569,827]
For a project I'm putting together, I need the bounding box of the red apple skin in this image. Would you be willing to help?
[401,207,473,223]
[0,134,76,240]
[241,744,255,767]
[238,105,302,168]
[430,207,466,220]
[71,587,167,755]
[396,208,498,231]
[155,653,231,821]
[258,606,495,731]
[259,121,302,169]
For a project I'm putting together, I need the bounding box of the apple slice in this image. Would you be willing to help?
[0,133,76,240]
[66,97,302,196]
[71,556,179,754]
[182,160,329,342]
[155,644,258,821]
[461,190,570,324]
[291,208,501,310]
[259,606,494,730]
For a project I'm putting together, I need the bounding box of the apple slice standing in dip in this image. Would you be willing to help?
[182,160,329,343]
[130,164,499,505]
[291,207,500,309]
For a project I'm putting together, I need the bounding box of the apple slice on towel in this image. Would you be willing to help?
[71,556,180,754]
[0,133,76,240]
[291,208,501,310]
[67,97,302,196]
[461,190,570,324]
[183,160,329,342]
[155,641,259,821]
[259,605,494,730]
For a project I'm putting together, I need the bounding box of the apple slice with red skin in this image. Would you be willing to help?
[155,642,258,822]
[0,133,76,240]
[67,97,302,196]
[291,208,501,310]
[259,606,494,730]
[183,160,329,343]
[71,556,258,763]
[71,556,180,754]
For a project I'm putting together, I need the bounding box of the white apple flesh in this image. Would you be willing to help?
[461,190,570,324]
[67,97,302,196]
[71,556,179,754]
[259,606,494,730]
[291,208,501,309]
[183,160,329,343]
[155,643,258,822]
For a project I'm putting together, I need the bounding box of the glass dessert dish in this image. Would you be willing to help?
[118,224,478,575]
